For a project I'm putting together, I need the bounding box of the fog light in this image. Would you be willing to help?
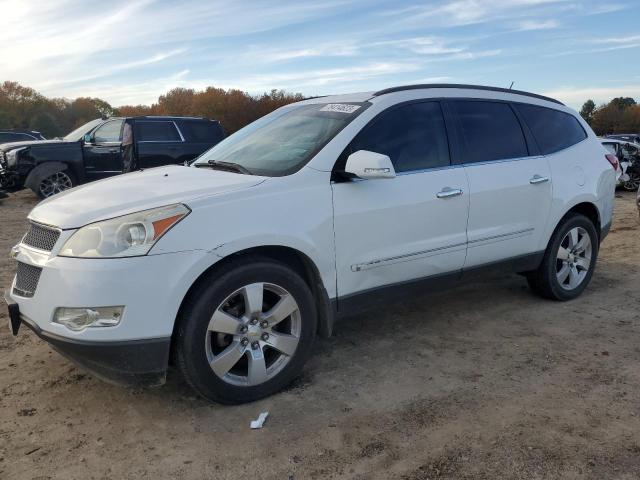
[53,306,124,332]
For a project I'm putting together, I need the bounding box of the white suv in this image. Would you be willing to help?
[5,84,616,403]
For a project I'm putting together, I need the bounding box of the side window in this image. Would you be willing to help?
[15,133,36,141]
[135,121,181,142]
[515,104,587,155]
[93,120,124,143]
[0,133,14,142]
[179,121,224,143]
[349,101,450,173]
[451,101,528,163]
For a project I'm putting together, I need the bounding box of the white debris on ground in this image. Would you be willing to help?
[250,412,269,429]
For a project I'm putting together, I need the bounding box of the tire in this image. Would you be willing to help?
[623,171,640,192]
[36,169,76,198]
[175,256,317,404]
[526,213,599,301]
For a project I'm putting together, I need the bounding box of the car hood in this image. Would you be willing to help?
[29,165,267,229]
[0,139,69,151]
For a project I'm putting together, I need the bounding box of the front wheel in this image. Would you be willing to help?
[526,214,599,301]
[37,170,75,198]
[175,257,317,404]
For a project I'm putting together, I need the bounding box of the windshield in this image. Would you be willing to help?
[64,119,104,141]
[193,102,368,176]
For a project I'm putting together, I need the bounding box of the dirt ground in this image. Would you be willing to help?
[1,189,639,480]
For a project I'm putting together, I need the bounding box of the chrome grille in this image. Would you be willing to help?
[13,262,43,298]
[22,222,60,252]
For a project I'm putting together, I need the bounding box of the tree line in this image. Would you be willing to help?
[2,80,638,139]
[0,81,304,138]
[579,97,640,136]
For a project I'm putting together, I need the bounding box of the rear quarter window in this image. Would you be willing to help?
[135,121,181,142]
[179,121,224,143]
[515,104,587,155]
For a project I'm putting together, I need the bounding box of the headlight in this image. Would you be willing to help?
[53,306,124,331]
[59,204,190,258]
[5,147,26,166]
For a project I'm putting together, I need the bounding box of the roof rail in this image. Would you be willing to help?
[372,83,564,106]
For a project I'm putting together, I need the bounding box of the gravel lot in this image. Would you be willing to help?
[1,189,639,479]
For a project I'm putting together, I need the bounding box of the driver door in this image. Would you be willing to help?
[331,101,469,305]
[84,119,124,180]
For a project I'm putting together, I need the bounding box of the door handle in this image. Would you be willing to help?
[109,149,119,154]
[436,187,463,199]
[529,175,549,184]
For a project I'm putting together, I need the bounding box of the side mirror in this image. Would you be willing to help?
[345,150,396,180]
[83,133,93,144]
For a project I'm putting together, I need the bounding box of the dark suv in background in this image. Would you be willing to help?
[0,130,46,144]
[0,116,224,198]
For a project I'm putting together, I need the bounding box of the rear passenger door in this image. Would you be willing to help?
[134,120,185,168]
[447,100,552,268]
[177,120,225,162]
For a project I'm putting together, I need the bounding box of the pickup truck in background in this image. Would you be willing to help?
[0,116,224,198]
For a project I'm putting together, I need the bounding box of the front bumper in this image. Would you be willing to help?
[5,290,170,386]
[6,243,215,387]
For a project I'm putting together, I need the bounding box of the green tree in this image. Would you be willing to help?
[579,99,596,125]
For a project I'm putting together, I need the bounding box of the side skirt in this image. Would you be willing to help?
[334,251,544,317]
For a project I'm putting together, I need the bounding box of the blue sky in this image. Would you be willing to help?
[0,0,639,109]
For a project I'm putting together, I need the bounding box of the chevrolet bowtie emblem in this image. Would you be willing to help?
[10,245,20,259]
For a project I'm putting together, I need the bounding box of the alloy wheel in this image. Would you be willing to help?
[623,172,640,192]
[556,226,592,290]
[39,171,73,197]
[205,282,301,387]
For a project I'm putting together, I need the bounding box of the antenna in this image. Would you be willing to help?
[509,81,514,90]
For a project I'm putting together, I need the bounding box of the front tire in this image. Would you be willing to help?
[526,214,599,301]
[175,256,317,404]
[37,170,75,198]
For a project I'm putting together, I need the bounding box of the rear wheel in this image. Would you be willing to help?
[37,170,75,198]
[175,257,317,404]
[623,171,640,192]
[526,214,598,301]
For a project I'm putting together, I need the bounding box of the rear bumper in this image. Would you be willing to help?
[5,290,170,387]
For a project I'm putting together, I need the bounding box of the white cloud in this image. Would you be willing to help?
[512,19,560,31]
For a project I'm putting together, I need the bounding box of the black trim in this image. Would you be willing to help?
[4,293,170,387]
[600,221,611,242]
[372,84,564,106]
[335,251,544,316]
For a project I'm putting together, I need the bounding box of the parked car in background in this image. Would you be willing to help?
[0,129,46,144]
[606,133,640,144]
[5,84,616,404]
[600,138,640,191]
[0,116,224,198]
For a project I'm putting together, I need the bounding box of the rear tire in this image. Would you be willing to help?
[526,213,599,301]
[175,256,317,404]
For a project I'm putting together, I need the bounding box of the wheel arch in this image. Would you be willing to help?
[171,245,336,360]
[24,161,73,194]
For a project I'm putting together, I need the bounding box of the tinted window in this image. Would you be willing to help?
[515,104,587,155]
[179,121,224,143]
[452,101,528,163]
[93,120,123,143]
[135,121,181,142]
[349,102,450,172]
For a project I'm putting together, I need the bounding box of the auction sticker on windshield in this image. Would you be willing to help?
[319,104,361,114]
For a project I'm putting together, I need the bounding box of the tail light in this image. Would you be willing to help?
[605,154,619,170]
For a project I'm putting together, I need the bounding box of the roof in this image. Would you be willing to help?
[372,83,564,105]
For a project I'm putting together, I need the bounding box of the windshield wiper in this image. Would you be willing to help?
[204,160,253,175]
